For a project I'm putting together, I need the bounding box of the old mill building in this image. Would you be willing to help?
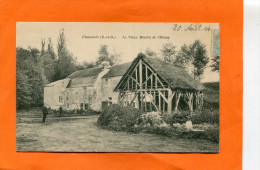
[44,53,204,113]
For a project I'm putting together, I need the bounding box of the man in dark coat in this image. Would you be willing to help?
[42,106,48,123]
[59,106,63,117]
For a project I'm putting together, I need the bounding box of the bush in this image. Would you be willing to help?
[97,104,141,131]
[136,112,168,127]
[191,109,219,124]
[162,111,190,125]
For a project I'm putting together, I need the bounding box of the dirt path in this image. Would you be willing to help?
[16,115,218,152]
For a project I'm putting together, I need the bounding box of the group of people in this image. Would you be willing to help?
[42,106,63,123]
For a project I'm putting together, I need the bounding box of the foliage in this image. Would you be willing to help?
[191,109,219,124]
[144,48,157,58]
[16,69,32,109]
[174,44,192,70]
[53,29,77,80]
[16,47,47,109]
[96,45,121,66]
[135,112,167,127]
[97,104,141,131]
[190,40,209,81]
[162,111,190,125]
[211,30,220,72]
[210,56,220,72]
[160,43,176,63]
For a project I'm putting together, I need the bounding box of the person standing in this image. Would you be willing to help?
[42,106,48,123]
[59,106,63,117]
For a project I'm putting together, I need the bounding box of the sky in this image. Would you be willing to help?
[16,22,219,82]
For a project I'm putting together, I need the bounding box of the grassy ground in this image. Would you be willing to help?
[16,110,219,152]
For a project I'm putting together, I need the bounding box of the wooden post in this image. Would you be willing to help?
[175,92,181,112]
[151,74,153,89]
[135,68,138,89]
[153,91,156,111]
[139,60,143,113]
[159,92,161,112]
[145,65,148,89]
[184,92,194,114]
[201,92,204,108]
[163,91,165,113]
[117,92,121,105]
[155,73,158,88]
[167,89,173,114]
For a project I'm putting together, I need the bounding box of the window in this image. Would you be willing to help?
[66,92,69,101]
[59,95,63,103]
[108,97,112,101]
[67,103,70,109]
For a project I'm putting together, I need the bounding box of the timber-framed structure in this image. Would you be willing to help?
[114,53,205,114]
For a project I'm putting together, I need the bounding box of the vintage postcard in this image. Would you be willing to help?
[16,22,220,152]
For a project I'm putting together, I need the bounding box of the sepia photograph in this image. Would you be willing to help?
[16,22,220,152]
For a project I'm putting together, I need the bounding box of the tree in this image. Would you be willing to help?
[160,43,176,63]
[40,39,46,56]
[41,38,56,82]
[190,40,209,81]
[57,28,66,54]
[96,45,121,66]
[210,56,219,72]
[47,38,56,60]
[109,49,121,65]
[210,30,220,72]
[174,44,192,69]
[16,69,32,109]
[144,48,157,58]
[54,29,76,80]
[16,47,47,109]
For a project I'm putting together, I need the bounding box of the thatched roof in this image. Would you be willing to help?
[145,56,204,90]
[67,67,104,78]
[102,62,131,78]
[115,53,204,91]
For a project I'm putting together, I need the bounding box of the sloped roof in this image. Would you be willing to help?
[44,78,70,88]
[67,77,97,88]
[102,62,131,78]
[67,67,104,78]
[145,56,204,90]
[115,53,204,91]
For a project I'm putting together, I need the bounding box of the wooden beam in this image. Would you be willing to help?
[145,65,148,89]
[151,74,153,89]
[119,88,171,93]
[142,73,153,87]
[135,68,138,89]
[158,90,168,104]
[155,73,158,88]
[167,89,174,114]
[163,91,165,113]
[159,92,161,112]
[145,91,159,111]
[175,92,181,111]
[131,77,140,86]
[139,60,143,113]
[117,91,121,105]
[142,62,166,88]
[129,92,137,106]
[115,60,139,91]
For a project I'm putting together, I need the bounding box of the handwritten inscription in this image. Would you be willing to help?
[172,24,211,31]
[82,35,170,39]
